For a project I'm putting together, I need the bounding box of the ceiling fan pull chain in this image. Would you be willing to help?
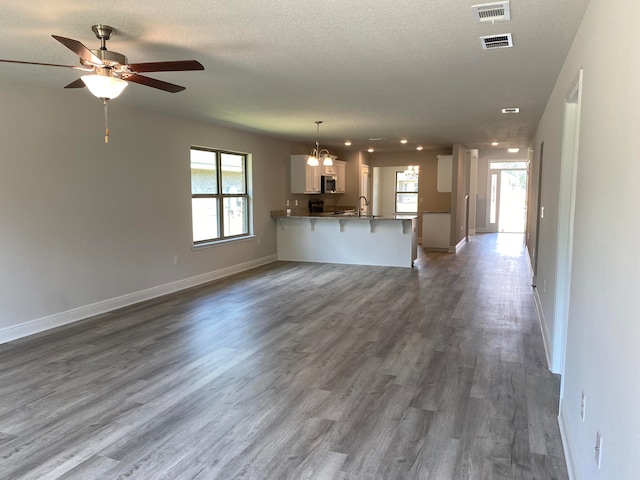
[103,98,109,143]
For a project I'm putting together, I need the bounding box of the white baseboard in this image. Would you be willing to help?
[449,236,469,253]
[0,254,278,344]
[558,406,580,480]
[533,287,553,371]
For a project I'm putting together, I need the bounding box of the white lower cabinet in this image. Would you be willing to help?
[422,212,451,250]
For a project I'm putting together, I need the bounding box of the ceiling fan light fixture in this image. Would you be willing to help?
[81,74,127,99]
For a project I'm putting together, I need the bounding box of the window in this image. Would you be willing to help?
[490,161,528,170]
[191,147,249,245]
[395,171,419,213]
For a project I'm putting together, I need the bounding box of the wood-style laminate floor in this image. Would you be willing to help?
[0,233,568,480]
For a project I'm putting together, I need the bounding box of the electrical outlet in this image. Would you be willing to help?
[543,280,547,293]
[173,254,179,265]
[595,430,603,469]
[580,391,586,421]
[295,200,299,206]
[257,237,261,246]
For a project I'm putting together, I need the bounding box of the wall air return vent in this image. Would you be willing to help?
[472,2,511,23]
[480,33,513,50]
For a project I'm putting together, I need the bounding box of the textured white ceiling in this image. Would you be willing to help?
[0,0,590,152]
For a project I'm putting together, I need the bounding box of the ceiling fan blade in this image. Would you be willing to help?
[52,35,104,65]
[125,74,186,93]
[0,59,82,69]
[64,78,86,89]
[127,60,204,73]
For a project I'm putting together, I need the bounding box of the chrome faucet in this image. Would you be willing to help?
[357,196,369,217]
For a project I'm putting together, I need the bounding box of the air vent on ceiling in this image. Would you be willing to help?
[480,33,513,50]
[472,1,511,23]
[502,107,520,114]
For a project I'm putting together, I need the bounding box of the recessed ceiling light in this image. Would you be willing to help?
[368,148,374,153]
[492,142,499,146]
[502,107,520,114]
[400,139,408,144]
[416,146,423,151]
[508,148,520,153]
[344,141,352,146]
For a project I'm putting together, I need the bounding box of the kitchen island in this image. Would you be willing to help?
[272,212,418,268]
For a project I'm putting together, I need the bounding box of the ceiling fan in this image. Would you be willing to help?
[0,25,205,142]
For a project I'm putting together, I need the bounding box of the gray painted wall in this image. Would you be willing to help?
[532,0,640,477]
[0,77,294,330]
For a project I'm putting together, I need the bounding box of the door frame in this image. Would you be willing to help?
[552,69,583,382]
[486,161,529,233]
[532,143,544,286]
[360,164,370,215]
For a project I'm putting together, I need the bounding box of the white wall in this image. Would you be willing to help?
[372,166,403,216]
[533,0,640,478]
[0,77,294,336]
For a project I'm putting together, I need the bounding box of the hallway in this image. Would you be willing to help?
[0,234,567,479]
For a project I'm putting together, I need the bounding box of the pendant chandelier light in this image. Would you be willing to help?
[307,121,334,166]
[404,165,420,179]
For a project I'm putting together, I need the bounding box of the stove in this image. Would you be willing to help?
[309,199,324,213]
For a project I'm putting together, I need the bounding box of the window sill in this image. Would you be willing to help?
[192,235,256,250]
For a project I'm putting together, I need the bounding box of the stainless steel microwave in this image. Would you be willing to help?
[321,175,336,193]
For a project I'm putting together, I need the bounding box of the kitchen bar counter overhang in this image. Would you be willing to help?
[271,212,418,268]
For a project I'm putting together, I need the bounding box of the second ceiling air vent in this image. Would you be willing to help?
[472,1,511,23]
[480,33,514,50]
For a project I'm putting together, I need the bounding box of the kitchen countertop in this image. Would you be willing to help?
[271,210,417,220]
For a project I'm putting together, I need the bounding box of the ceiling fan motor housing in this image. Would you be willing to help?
[88,49,127,67]
[92,24,114,41]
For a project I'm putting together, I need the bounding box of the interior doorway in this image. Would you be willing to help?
[488,161,529,233]
[360,164,370,215]
[552,70,583,381]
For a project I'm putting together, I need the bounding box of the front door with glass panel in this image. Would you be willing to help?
[488,161,528,233]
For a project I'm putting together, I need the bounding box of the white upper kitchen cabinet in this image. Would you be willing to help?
[322,157,337,175]
[437,155,452,192]
[291,155,320,194]
[334,160,346,193]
